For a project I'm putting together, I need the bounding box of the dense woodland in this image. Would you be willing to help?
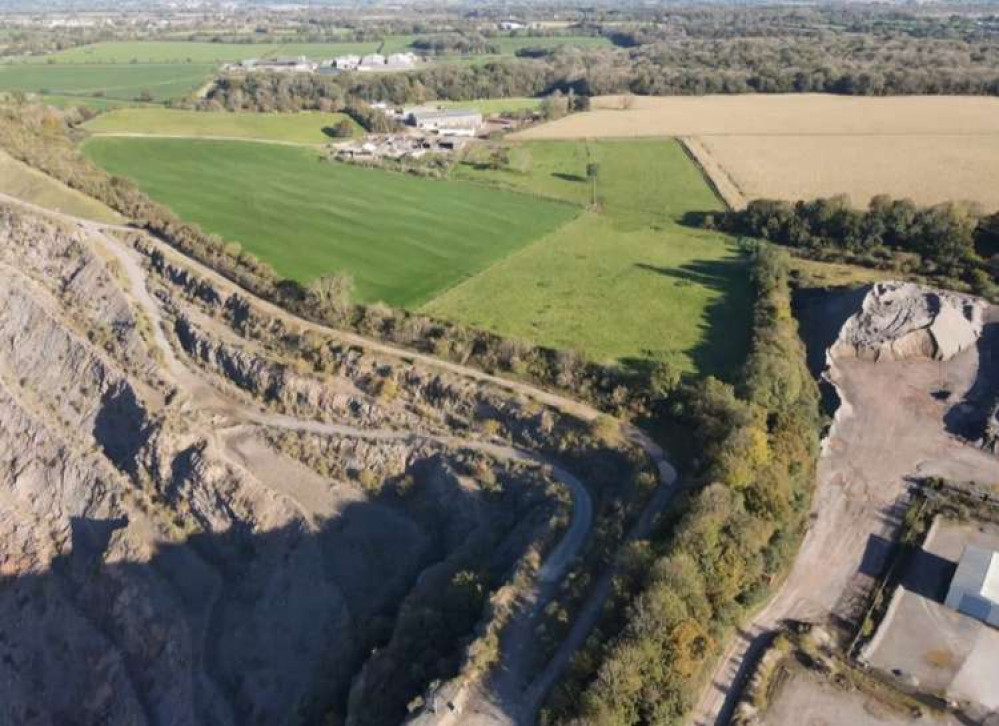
[542,244,821,725]
[716,197,999,299]
[193,5,999,108]
[203,28,999,110]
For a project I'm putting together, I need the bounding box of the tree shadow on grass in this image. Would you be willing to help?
[551,172,586,183]
[621,256,754,382]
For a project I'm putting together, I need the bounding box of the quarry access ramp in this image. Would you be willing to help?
[0,190,680,726]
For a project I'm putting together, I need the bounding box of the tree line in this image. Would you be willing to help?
[541,243,821,726]
[712,196,999,300]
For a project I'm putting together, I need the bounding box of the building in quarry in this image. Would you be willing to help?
[946,546,999,627]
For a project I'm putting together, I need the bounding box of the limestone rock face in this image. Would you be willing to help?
[832,281,985,362]
[0,205,565,726]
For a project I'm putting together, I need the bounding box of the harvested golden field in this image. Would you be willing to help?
[512,94,999,210]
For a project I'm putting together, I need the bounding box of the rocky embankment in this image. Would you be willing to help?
[832,281,985,363]
[0,203,649,726]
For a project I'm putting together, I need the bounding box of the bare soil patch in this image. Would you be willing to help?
[763,666,961,726]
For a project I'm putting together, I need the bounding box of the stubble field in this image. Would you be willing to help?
[511,94,999,210]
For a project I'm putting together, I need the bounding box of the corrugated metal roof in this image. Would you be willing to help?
[950,546,999,603]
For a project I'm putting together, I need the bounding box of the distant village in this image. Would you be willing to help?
[224,51,421,75]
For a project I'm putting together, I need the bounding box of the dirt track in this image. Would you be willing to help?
[689,294,999,726]
[0,191,679,726]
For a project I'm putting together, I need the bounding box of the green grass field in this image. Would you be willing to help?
[268,42,382,59]
[490,35,614,53]
[424,139,752,375]
[83,138,578,307]
[437,97,542,115]
[26,40,382,64]
[83,108,359,144]
[0,63,214,101]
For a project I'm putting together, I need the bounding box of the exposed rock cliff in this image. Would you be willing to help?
[832,281,985,362]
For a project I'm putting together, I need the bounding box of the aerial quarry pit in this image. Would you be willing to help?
[700,281,999,726]
[9,3,999,725]
[0,198,675,726]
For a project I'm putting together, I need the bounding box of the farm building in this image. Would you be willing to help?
[408,109,483,135]
[945,546,999,627]
[359,53,386,69]
[386,52,418,69]
[333,54,361,70]
[241,56,315,73]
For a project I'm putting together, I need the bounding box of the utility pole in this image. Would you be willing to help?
[586,162,599,208]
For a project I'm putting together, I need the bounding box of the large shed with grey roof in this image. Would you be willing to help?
[945,545,999,627]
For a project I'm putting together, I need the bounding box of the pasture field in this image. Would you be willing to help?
[0,63,214,102]
[426,139,751,375]
[0,149,122,223]
[0,91,152,111]
[83,108,359,144]
[260,41,383,59]
[490,35,613,53]
[379,35,420,53]
[437,97,542,115]
[82,138,578,307]
[512,94,999,211]
[27,40,381,64]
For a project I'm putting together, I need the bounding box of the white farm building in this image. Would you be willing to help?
[407,108,483,135]
[945,546,999,627]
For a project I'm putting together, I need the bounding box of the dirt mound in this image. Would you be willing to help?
[832,281,985,362]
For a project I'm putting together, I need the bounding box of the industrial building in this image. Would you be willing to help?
[945,545,999,627]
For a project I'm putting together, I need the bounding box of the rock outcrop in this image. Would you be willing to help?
[832,281,985,362]
[0,204,572,726]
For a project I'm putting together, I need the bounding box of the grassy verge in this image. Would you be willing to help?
[0,148,122,223]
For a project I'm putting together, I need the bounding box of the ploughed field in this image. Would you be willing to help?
[511,94,999,211]
[82,137,578,307]
[83,108,360,144]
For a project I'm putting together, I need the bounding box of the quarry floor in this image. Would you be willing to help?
[690,291,999,726]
